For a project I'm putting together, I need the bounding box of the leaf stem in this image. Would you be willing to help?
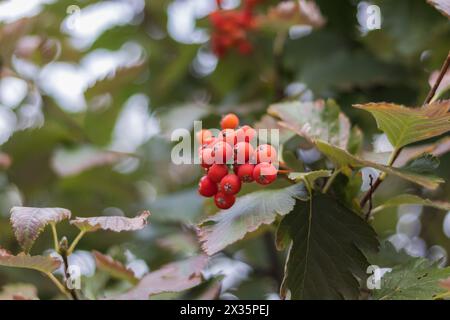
[322,169,341,194]
[50,223,60,253]
[46,272,71,298]
[67,230,86,255]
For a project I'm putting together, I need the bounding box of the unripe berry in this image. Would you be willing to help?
[219,174,241,195]
[213,141,234,164]
[207,164,229,183]
[220,129,236,146]
[220,113,239,130]
[234,141,254,164]
[196,129,213,145]
[198,176,218,197]
[200,148,215,168]
[237,163,255,182]
[253,162,277,185]
[214,192,236,209]
[255,144,277,163]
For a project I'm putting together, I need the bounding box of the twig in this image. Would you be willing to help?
[46,272,71,298]
[425,51,450,105]
[364,174,374,221]
[360,51,450,210]
[59,238,79,300]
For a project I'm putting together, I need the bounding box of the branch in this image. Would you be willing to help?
[425,51,450,104]
[360,51,450,210]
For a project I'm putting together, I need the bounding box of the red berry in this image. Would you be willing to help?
[196,129,213,145]
[253,162,277,185]
[233,164,240,174]
[207,164,229,183]
[198,176,218,197]
[236,125,256,143]
[213,141,234,164]
[237,163,255,182]
[219,174,242,195]
[200,148,215,168]
[255,144,277,163]
[234,141,254,164]
[220,113,239,130]
[214,192,236,209]
[220,129,236,146]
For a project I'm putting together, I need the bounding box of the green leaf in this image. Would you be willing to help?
[112,255,208,300]
[372,194,450,215]
[70,210,150,233]
[373,259,450,300]
[367,241,414,267]
[85,61,147,99]
[354,101,450,150]
[278,193,379,299]
[0,248,61,274]
[10,207,71,252]
[288,170,331,189]
[268,100,351,149]
[315,140,444,190]
[197,184,308,255]
[401,153,439,174]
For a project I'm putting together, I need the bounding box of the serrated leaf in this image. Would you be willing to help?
[394,136,450,167]
[112,255,208,300]
[315,140,444,190]
[268,100,351,149]
[10,207,71,252]
[197,184,308,255]
[373,259,450,300]
[279,193,379,299]
[0,249,61,274]
[93,251,139,285]
[401,153,439,174]
[288,170,331,189]
[427,0,450,18]
[70,211,150,233]
[354,101,450,150]
[367,241,415,268]
[372,194,450,214]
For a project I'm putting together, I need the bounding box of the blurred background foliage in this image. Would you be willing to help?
[0,0,449,299]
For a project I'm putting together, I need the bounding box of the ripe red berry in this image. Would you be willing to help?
[213,141,234,164]
[198,176,218,197]
[255,144,278,163]
[235,125,256,143]
[200,148,215,168]
[219,174,242,195]
[253,162,277,185]
[196,129,213,145]
[233,164,240,174]
[234,141,254,164]
[207,164,229,183]
[214,192,236,209]
[220,129,236,146]
[237,163,255,182]
[220,113,239,130]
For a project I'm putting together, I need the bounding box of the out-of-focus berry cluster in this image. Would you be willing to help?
[209,0,262,57]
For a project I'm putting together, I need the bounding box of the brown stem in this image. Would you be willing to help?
[424,51,450,104]
[360,52,450,211]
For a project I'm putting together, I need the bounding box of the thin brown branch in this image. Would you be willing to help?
[360,52,450,211]
[425,51,450,104]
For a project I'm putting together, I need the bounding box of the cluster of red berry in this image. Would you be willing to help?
[209,0,262,57]
[197,113,278,209]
